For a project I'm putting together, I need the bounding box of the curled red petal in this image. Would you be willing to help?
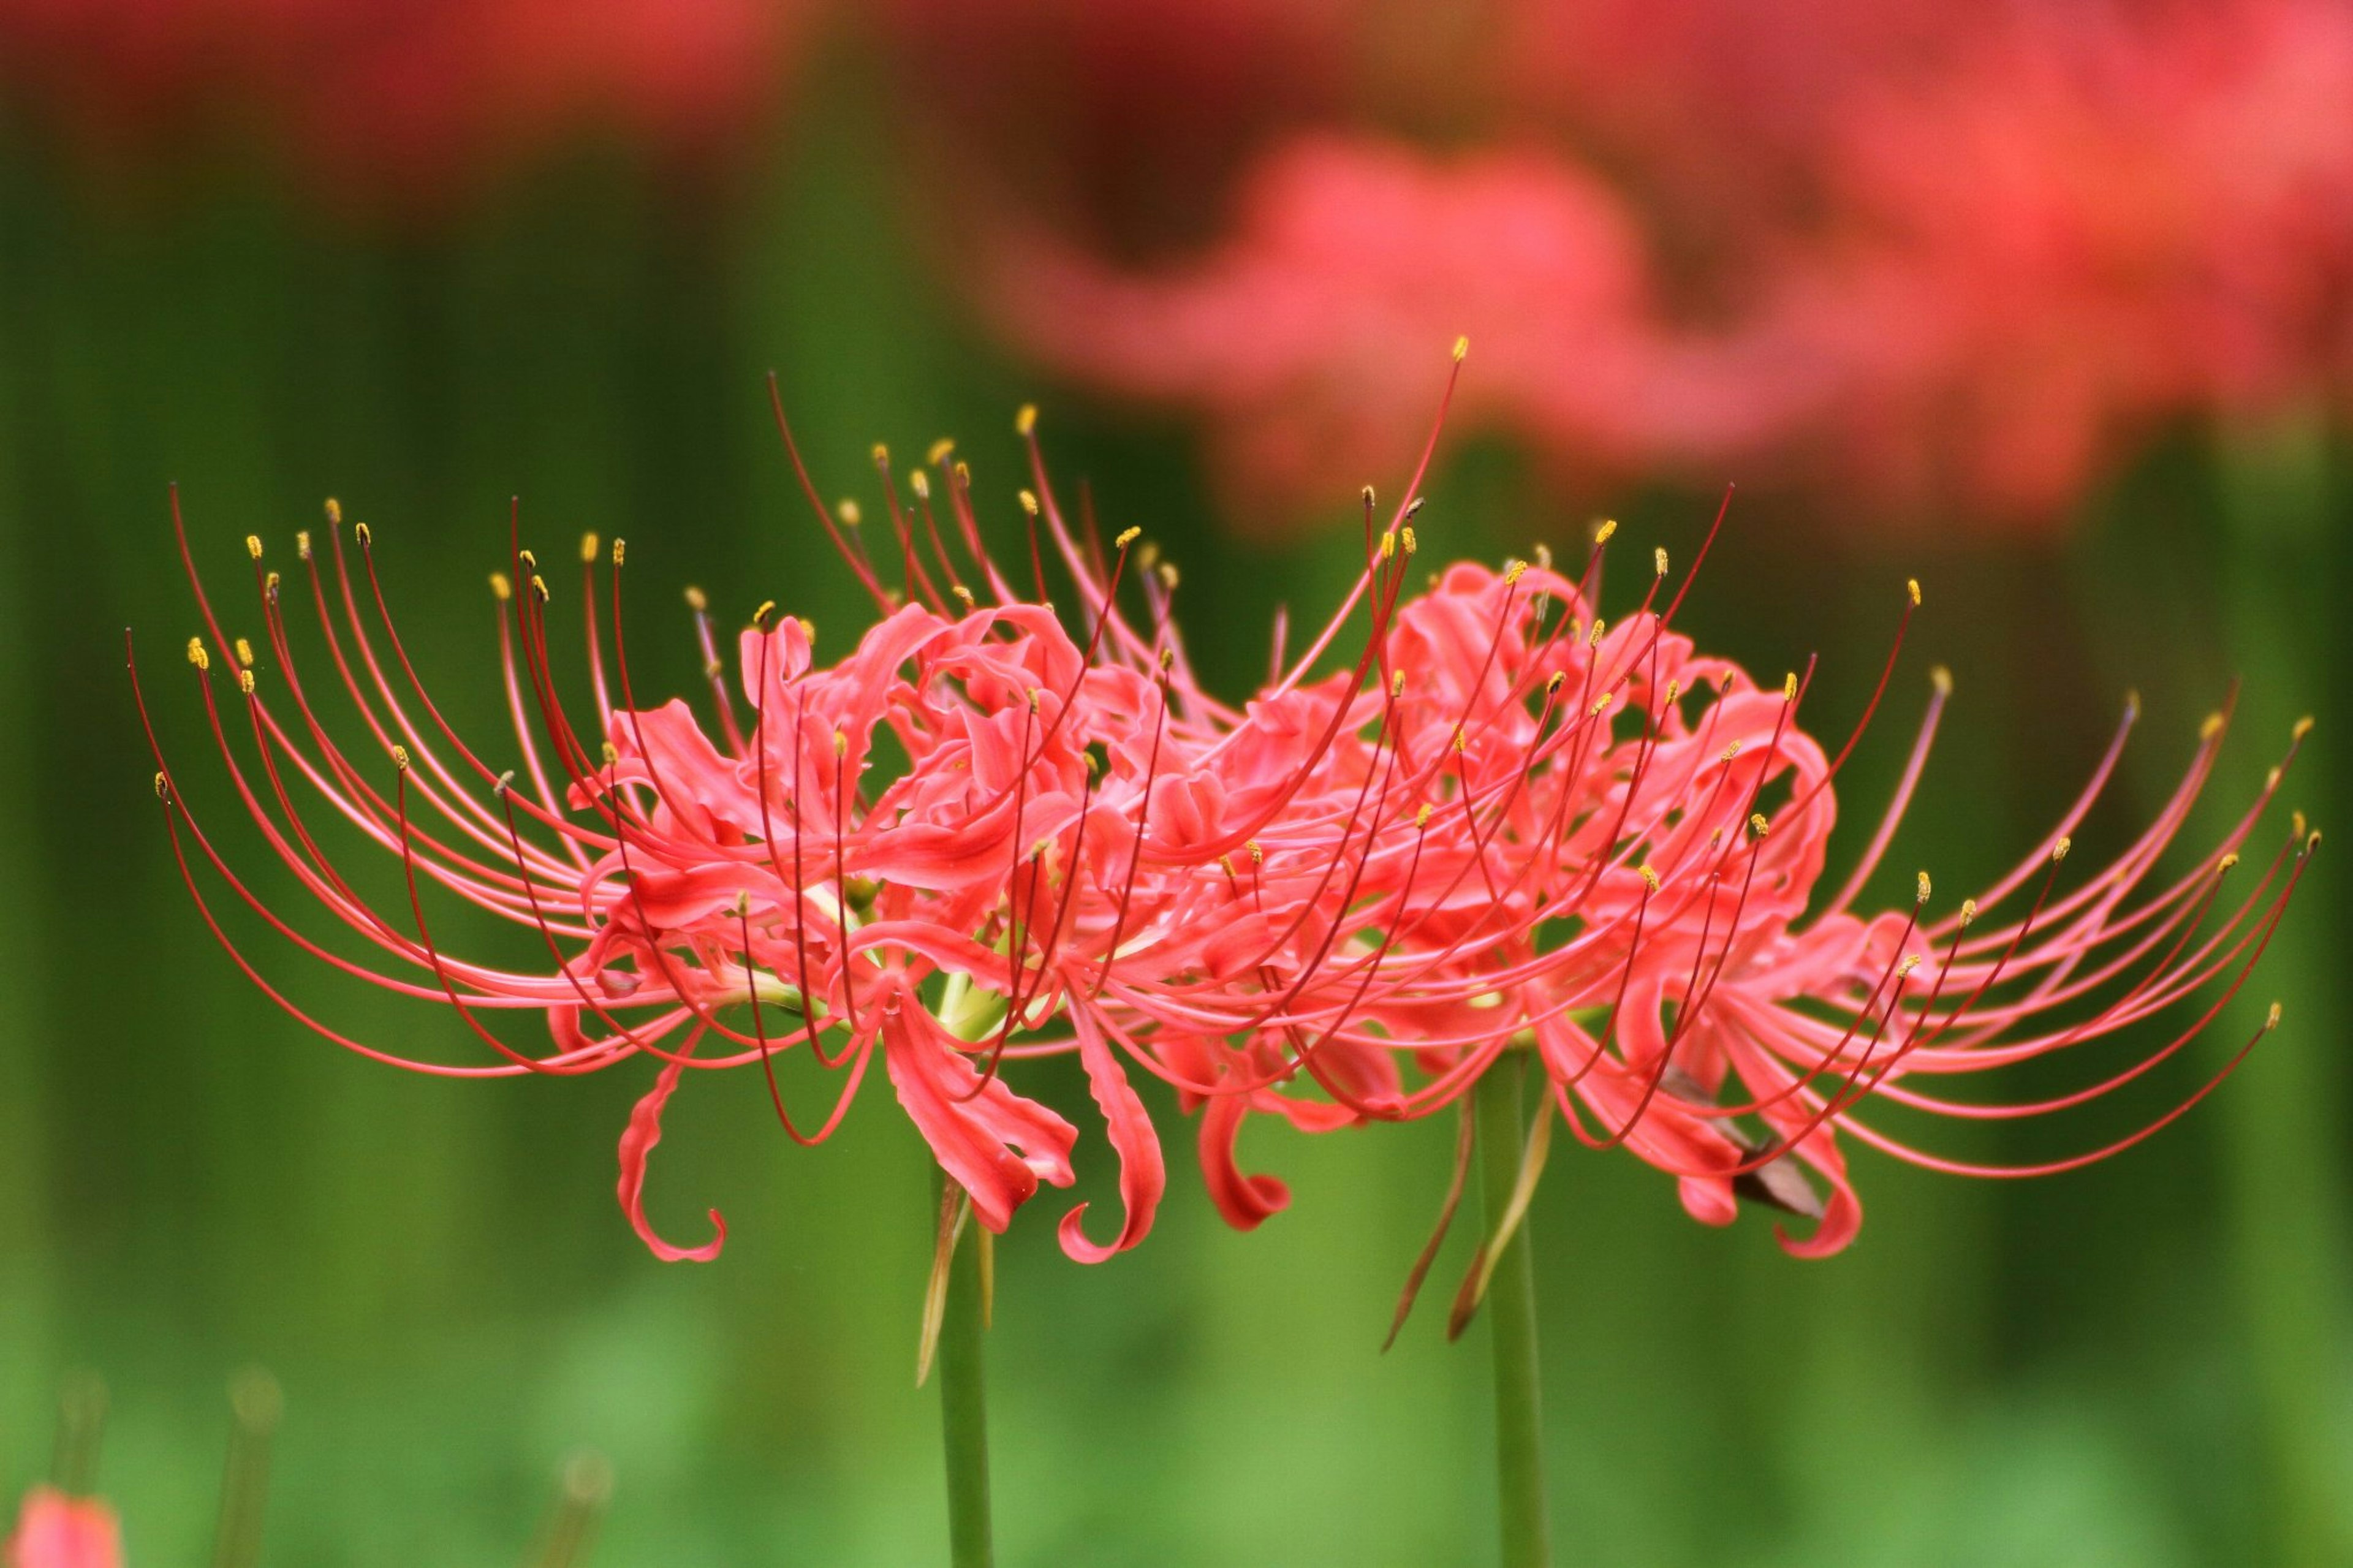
[884,1001,1077,1234]
[1199,1090,1289,1231]
[616,1052,726,1262]
[1059,1006,1167,1262]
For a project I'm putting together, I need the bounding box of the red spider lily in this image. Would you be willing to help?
[0,0,809,206]
[4,1489,121,1568]
[920,0,2353,531]
[136,363,2309,1274]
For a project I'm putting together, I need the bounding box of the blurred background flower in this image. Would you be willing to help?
[0,1,2346,1564]
[0,0,811,210]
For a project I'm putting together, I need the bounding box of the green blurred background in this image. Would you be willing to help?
[2,23,2349,1568]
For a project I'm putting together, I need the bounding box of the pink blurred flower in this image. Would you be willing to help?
[137,378,2309,1260]
[915,0,2353,531]
[0,0,810,205]
[5,1488,121,1568]
[1755,0,2353,520]
[983,137,1804,530]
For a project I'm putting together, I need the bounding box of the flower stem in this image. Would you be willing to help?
[934,1167,995,1568]
[1474,1053,1553,1568]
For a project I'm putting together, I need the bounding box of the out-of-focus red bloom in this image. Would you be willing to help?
[0,0,809,205]
[137,371,2310,1262]
[916,0,2353,532]
[983,137,1802,529]
[5,1488,121,1568]
[1755,0,2353,520]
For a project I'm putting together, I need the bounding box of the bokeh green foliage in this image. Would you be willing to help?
[0,62,2347,1568]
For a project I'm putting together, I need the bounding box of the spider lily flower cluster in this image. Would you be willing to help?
[135,370,2313,1276]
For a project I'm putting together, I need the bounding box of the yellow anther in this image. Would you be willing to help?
[1750,812,1770,838]
[1906,577,1921,607]
[1452,334,1469,363]
[2219,853,2240,872]
[1654,547,1669,578]
[2052,836,2072,863]
[612,539,626,567]
[911,471,930,500]
[529,575,548,602]
[234,637,254,667]
[237,669,255,695]
[264,570,281,595]
[1960,897,1977,926]
[1663,680,1681,705]
[2266,1001,2283,1031]
[153,771,169,800]
[1588,619,1605,647]
[1544,671,1565,694]
[1898,954,1923,979]
[1721,742,1741,762]
[871,442,890,466]
[703,659,721,678]
[1018,490,1040,517]
[1247,840,1264,865]
[244,534,263,560]
[1593,519,1617,545]
[838,499,863,528]
[1159,646,1176,672]
[493,770,515,797]
[1392,670,1408,697]
[952,584,977,607]
[1783,672,1798,701]
[322,498,342,526]
[1380,530,1396,560]
[1400,525,1418,555]
[1638,864,1660,892]
[296,530,313,561]
[734,891,752,918]
[1026,687,1042,711]
[580,532,599,564]
[1533,543,1553,570]
[1590,692,1614,717]
[1917,870,1931,905]
[390,745,411,772]
[927,437,956,465]
[1115,526,1142,550]
[1158,562,1180,590]
[953,461,971,486]
[1217,852,1235,877]
[2200,711,2225,741]
[1451,725,1467,754]
[601,741,620,766]
[490,572,512,600]
[1931,665,1953,695]
[186,637,210,671]
[354,521,372,548]
[752,599,777,626]
[2291,808,2306,839]
[1415,803,1434,828]
[1708,828,1723,849]
[1504,559,1528,586]
[519,549,537,572]
[2307,829,2322,854]
[1015,404,1037,436]
[2293,714,2315,741]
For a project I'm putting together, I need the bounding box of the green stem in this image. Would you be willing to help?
[2212,418,2350,1568]
[1474,1055,1553,1568]
[934,1168,995,1568]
